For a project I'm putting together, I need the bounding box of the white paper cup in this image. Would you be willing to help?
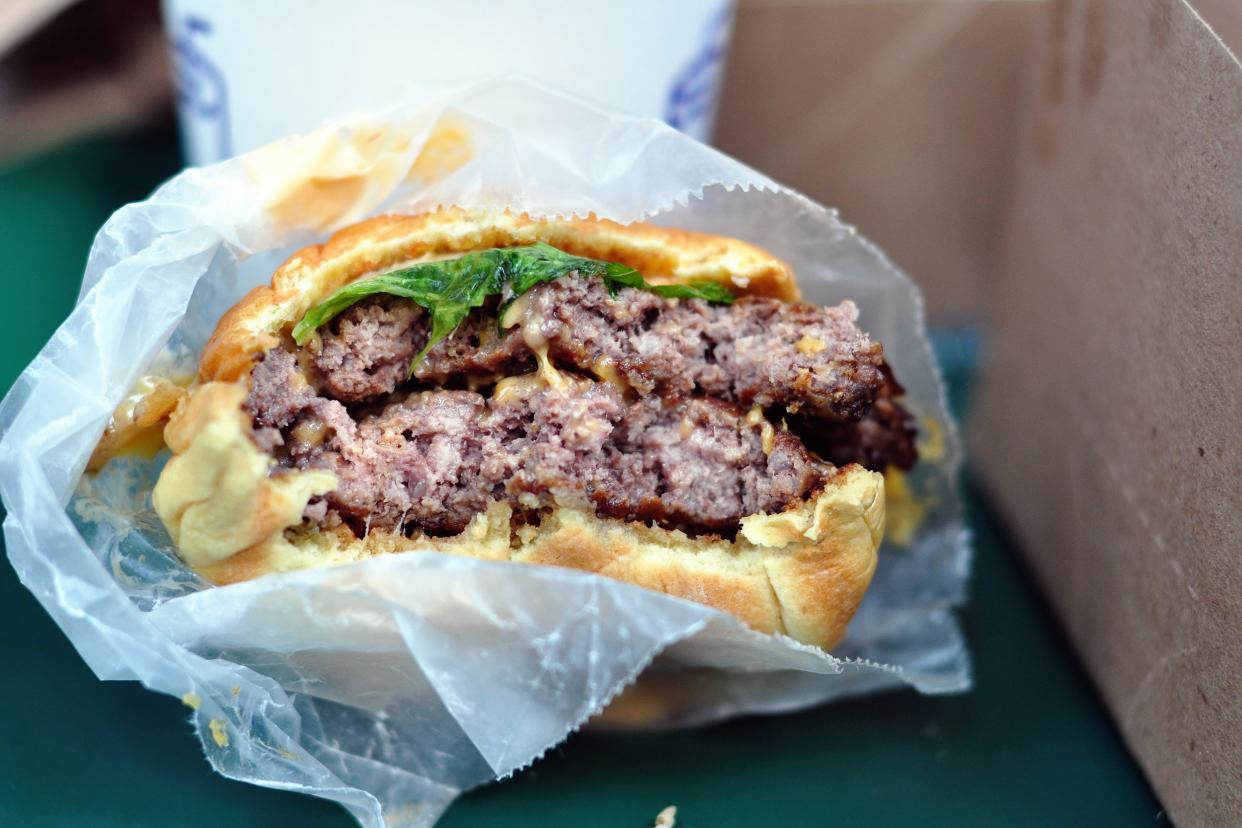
[163,0,736,166]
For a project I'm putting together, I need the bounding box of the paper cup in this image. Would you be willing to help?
[164,0,736,166]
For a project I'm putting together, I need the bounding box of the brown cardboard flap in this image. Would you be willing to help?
[716,1,1039,322]
[970,1,1242,825]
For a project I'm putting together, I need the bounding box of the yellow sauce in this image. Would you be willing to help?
[796,334,827,355]
[500,292,531,330]
[919,416,946,461]
[88,374,190,471]
[493,373,546,405]
[745,406,776,456]
[591,355,632,397]
[531,342,568,391]
[208,718,230,748]
[291,419,329,447]
[761,424,776,456]
[499,291,570,392]
[882,468,926,546]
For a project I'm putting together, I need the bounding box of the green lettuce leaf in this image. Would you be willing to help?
[290,242,735,374]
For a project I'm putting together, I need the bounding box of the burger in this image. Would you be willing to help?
[137,208,917,649]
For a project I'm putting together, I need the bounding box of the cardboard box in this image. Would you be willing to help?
[716,0,1039,322]
[968,1,1242,825]
[724,1,1240,824]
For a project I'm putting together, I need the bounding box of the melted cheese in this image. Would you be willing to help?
[745,406,776,456]
[292,419,329,447]
[492,373,546,405]
[508,294,568,391]
[796,334,827,355]
[532,342,567,390]
[882,468,926,546]
[88,374,191,471]
[591,355,632,397]
[919,416,946,461]
[500,292,531,330]
[501,287,633,398]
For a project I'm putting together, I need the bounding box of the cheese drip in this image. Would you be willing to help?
[500,290,569,391]
[746,406,777,456]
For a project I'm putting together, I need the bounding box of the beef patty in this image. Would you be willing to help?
[249,348,828,536]
[310,276,884,418]
[246,275,917,538]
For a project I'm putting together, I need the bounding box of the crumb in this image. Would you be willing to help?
[181,692,201,710]
[208,718,229,748]
[231,685,241,697]
[653,805,677,827]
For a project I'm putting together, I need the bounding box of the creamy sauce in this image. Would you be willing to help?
[510,296,566,391]
[88,374,190,471]
[115,376,164,427]
[531,342,568,390]
[292,419,329,447]
[110,374,189,433]
[918,416,946,461]
[499,285,637,399]
[882,468,925,546]
[101,427,168,465]
[796,334,827,355]
[591,355,632,397]
[492,373,547,405]
[500,293,532,330]
[493,353,592,403]
[745,406,776,456]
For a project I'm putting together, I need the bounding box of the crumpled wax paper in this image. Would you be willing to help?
[0,80,970,827]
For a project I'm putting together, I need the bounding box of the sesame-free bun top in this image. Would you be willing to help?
[152,208,883,650]
[200,207,801,383]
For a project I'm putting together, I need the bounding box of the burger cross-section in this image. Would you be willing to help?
[104,208,918,649]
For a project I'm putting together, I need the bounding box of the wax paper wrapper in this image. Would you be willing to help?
[0,80,969,827]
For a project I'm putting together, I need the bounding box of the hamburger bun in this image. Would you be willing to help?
[150,208,886,649]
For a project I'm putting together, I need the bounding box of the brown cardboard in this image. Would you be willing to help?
[969,1,1242,825]
[1194,0,1242,52]
[715,1,1039,322]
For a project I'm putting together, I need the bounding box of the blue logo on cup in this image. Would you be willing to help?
[664,7,733,139]
[170,15,232,162]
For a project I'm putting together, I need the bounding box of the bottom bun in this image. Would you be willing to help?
[156,381,884,650]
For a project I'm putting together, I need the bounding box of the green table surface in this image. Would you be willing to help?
[0,127,1162,827]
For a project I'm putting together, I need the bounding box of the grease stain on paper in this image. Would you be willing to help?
[208,718,229,748]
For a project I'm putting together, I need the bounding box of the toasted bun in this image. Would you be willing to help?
[154,208,883,649]
[199,207,800,383]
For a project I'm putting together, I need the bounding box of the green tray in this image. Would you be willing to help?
[0,128,1160,827]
